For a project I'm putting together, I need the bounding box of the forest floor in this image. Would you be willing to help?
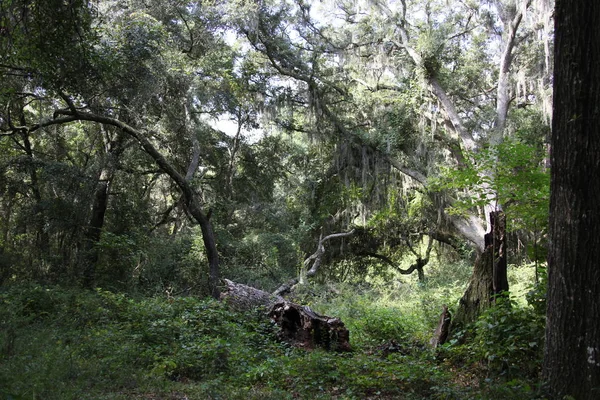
[0,263,546,399]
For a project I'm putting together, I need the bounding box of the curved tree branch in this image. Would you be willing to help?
[273,229,355,296]
[359,251,429,281]
[51,107,221,298]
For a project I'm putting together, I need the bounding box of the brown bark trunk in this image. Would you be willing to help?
[269,301,351,352]
[453,211,508,328]
[543,2,600,398]
[82,134,126,288]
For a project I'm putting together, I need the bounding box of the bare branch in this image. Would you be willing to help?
[273,229,355,296]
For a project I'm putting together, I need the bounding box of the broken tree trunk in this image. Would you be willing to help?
[269,301,351,352]
[429,305,451,348]
[220,279,284,311]
[220,280,351,351]
[453,211,508,329]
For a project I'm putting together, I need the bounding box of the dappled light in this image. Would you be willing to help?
[1,0,598,398]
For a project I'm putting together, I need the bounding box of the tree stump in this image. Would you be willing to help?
[269,301,351,352]
[453,211,508,329]
[429,305,451,348]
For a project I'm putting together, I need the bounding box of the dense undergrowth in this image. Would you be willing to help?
[0,263,546,400]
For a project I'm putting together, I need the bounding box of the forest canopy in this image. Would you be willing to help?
[0,0,552,294]
[4,0,588,399]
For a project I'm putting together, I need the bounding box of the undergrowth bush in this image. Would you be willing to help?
[0,275,545,400]
[440,276,546,397]
[472,298,544,378]
[0,285,286,399]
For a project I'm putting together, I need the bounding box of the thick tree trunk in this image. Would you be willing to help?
[543,2,600,398]
[453,211,508,328]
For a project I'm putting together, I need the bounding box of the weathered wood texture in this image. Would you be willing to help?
[269,301,351,352]
[429,305,451,348]
[220,280,350,351]
[220,279,284,311]
[453,211,507,328]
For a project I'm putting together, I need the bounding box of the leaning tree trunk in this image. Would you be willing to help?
[453,210,508,328]
[54,109,221,298]
[543,1,600,398]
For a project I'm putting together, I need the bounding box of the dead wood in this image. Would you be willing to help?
[220,280,350,351]
[429,304,451,348]
[273,229,355,296]
[220,279,284,311]
[269,301,351,352]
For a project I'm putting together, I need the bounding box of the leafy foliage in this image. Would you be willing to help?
[0,280,545,400]
[0,0,553,397]
[433,138,550,232]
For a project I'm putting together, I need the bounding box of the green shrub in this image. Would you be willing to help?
[0,280,545,400]
[451,297,545,380]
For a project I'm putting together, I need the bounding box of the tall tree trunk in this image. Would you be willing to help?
[52,109,221,298]
[81,133,126,288]
[543,1,600,398]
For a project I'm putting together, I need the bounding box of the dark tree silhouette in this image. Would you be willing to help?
[543,1,600,398]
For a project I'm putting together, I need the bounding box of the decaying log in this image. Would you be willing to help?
[269,301,351,352]
[220,279,284,311]
[220,280,350,351]
[429,304,451,348]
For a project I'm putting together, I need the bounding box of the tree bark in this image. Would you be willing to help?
[453,211,508,328]
[269,301,351,352]
[82,133,126,288]
[220,279,284,311]
[220,279,350,351]
[543,1,600,398]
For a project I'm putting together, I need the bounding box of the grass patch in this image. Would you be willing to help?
[0,265,545,399]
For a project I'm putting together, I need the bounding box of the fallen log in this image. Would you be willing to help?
[269,301,351,352]
[220,279,351,351]
[220,279,284,311]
